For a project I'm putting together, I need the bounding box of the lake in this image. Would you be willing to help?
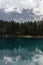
[0,38,43,65]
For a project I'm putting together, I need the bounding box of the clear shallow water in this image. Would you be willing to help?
[0,38,43,65]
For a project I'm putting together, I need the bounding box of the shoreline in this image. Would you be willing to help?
[18,36,43,38]
[0,35,43,38]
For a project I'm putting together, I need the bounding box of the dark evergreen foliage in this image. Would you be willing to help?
[0,20,43,36]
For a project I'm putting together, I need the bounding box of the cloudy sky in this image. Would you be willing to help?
[0,0,43,15]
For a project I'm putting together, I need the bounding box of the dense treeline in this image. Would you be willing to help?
[0,20,43,36]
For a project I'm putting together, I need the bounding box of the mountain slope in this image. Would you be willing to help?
[0,8,43,22]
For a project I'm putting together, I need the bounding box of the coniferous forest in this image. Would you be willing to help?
[0,20,43,36]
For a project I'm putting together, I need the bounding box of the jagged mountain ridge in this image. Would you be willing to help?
[0,8,43,22]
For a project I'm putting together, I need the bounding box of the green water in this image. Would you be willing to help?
[0,38,43,50]
[0,38,43,65]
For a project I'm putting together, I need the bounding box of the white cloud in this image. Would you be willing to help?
[5,6,14,12]
[33,0,43,15]
[0,0,43,15]
[0,0,1,2]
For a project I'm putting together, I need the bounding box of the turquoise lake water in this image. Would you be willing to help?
[0,38,43,65]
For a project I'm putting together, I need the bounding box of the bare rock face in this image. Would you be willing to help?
[0,8,43,22]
